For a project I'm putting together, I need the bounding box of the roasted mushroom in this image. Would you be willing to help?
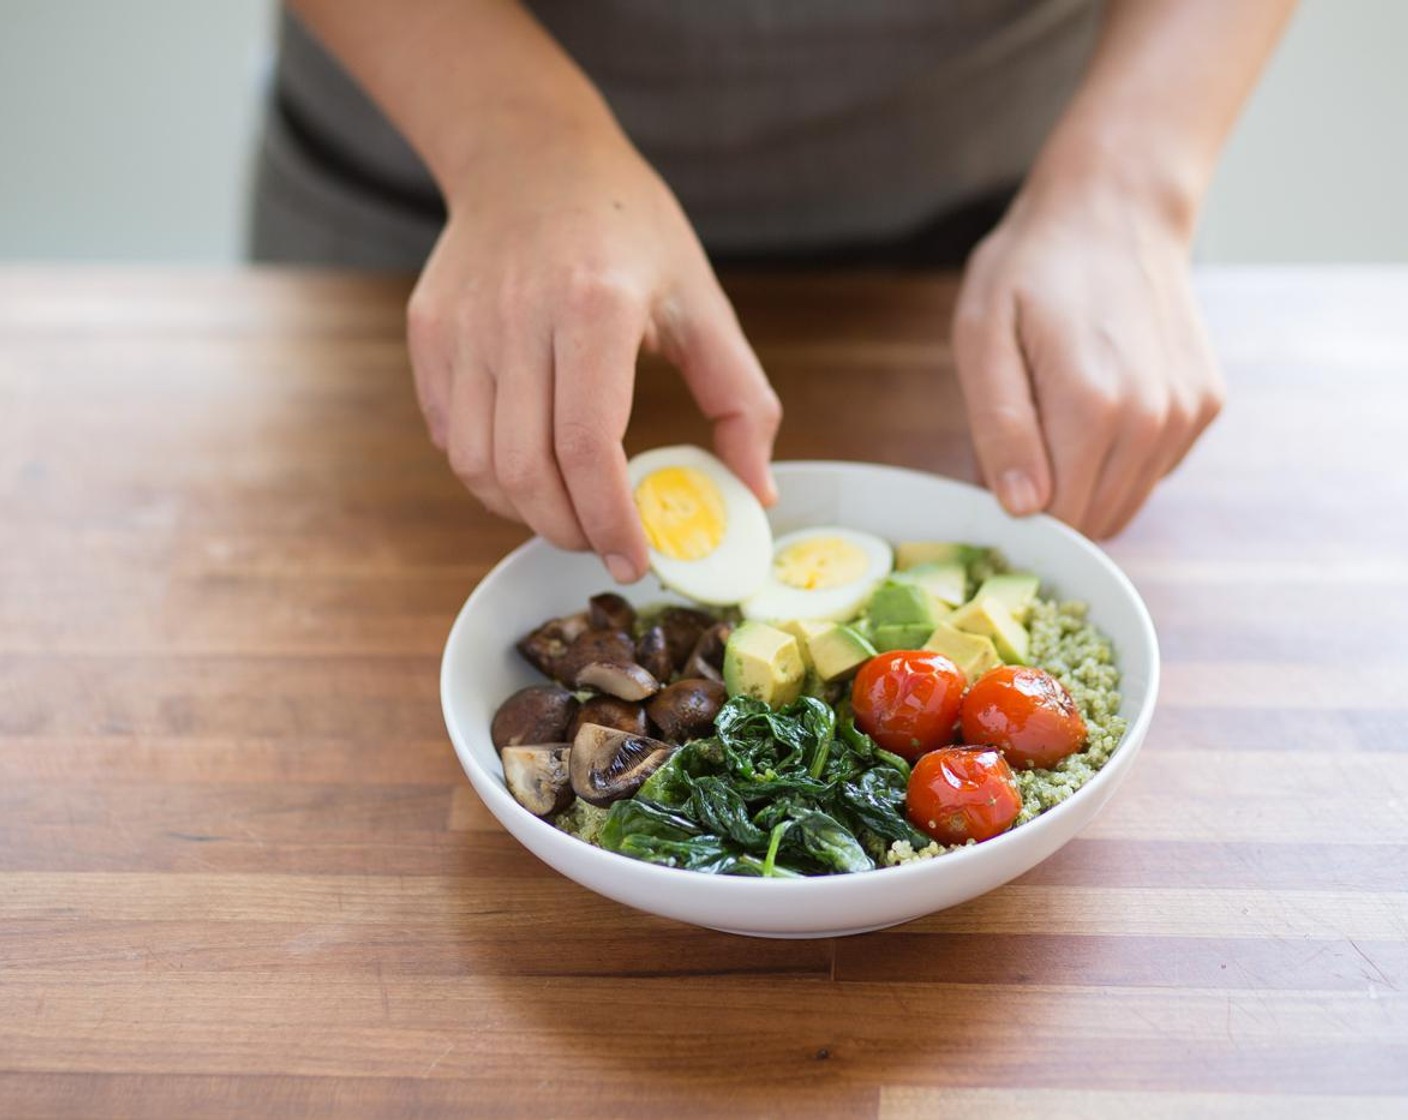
[588,592,636,634]
[570,723,677,807]
[501,744,574,816]
[657,606,715,670]
[634,625,674,684]
[568,696,649,740]
[683,621,732,683]
[556,628,635,685]
[646,678,727,744]
[490,685,579,753]
[574,660,660,701]
[516,612,589,679]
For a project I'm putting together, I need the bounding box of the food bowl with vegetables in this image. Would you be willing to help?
[441,455,1158,937]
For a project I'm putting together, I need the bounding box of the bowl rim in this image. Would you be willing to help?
[441,460,1160,892]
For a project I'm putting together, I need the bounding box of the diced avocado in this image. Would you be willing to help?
[866,579,938,628]
[722,621,806,708]
[923,623,1002,682]
[804,623,877,682]
[972,572,1041,624]
[870,622,935,653]
[948,596,1030,665]
[774,619,833,670]
[895,561,968,610]
[895,541,987,572]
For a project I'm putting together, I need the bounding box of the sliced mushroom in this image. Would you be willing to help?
[502,744,574,816]
[490,685,579,753]
[569,695,649,740]
[635,625,674,684]
[557,628,635,685]
[683,621,733,682]
[588,592,636,634]
[570,723,677,807]
[516,612,590,679]
[574,660,660,701]
[646,678,727,744]
[658,607,716,670]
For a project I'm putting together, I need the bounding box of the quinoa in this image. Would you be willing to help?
[553,798,611,846]
[884,596,1127,866]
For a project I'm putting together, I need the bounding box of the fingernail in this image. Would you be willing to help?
[998,470,1040,517]
[604,553,638,583]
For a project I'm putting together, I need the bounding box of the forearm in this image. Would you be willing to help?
[1026,0,1296,236]
[287,0,621,195]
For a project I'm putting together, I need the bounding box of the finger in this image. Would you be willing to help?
[1084,403,1172,540]
[1100,388,1211,539]
[492,319,590,551]
[553,284,651,583]
[445,362,516,521]
[406,293,452,450]
[670,284,782,505]
[951,291,1053,516]
[1032,346,1119,534]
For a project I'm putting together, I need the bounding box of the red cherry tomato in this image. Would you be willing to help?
[960,665,1087,770]
[851,651,967,761]
[906,747,1022,844]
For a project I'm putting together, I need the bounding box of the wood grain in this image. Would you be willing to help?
[2,266,1407,1118]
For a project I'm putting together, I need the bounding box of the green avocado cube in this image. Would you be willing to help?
[947,596,1030,665]
[895,561,968,610]
[774,619,832,670]
[922,622,1002,682]
[722,621,805,708]
[866,580,937,628]
[972,572,1041,624]
[870,622,936,653]
[804,623,877,682]
[894,541,988,572]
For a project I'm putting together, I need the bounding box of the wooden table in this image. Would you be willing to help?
[2,267,1405,1118]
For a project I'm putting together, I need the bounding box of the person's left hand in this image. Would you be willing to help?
[951,181,1225,539]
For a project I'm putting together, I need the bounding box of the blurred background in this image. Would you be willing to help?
[2,0,1404,264]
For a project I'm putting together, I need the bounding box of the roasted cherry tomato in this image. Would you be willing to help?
[906,746,1021,844]
[851,650,967,761]
[960,665,1087,769]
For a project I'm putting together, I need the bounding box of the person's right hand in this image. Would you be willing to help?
[406,112,781,584]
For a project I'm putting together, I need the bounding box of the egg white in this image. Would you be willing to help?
[741,527,893,622]
[626,445,773,606]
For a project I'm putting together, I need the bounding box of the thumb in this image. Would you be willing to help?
[669,283,782,505]
[951,294,1052,517]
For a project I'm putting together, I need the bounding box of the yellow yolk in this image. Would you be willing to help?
[773,536,869,590]
[634,466,728,560]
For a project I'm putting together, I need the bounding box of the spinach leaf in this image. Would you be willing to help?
[599,800,701,850]
[834,767,930,848]
[783,806,873,874]
[689,775,769,850]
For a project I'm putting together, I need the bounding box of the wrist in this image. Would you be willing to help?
[432,92,625,207]
[1020,124,1208,245]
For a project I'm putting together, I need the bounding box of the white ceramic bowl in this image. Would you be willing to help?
[441,461,1158,938]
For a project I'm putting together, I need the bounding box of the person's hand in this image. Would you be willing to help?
[951,180,1225,539]
[406,114,781,583]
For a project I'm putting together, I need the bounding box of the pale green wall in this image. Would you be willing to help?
[0,1,1402,263]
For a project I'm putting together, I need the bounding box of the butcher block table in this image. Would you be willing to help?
[2,267,1406,1119]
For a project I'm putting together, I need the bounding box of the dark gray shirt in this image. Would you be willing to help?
[269,1,1099,256]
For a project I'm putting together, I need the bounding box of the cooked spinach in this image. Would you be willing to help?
[597,694,924,877]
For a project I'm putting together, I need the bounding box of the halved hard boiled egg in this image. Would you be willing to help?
[741,527,893,622]
[627,445,773,605]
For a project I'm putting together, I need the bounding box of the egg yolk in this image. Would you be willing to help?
[774,536,868,589]
[634,466,728,560]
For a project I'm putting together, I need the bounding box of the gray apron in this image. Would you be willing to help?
[249,0,1100,270]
